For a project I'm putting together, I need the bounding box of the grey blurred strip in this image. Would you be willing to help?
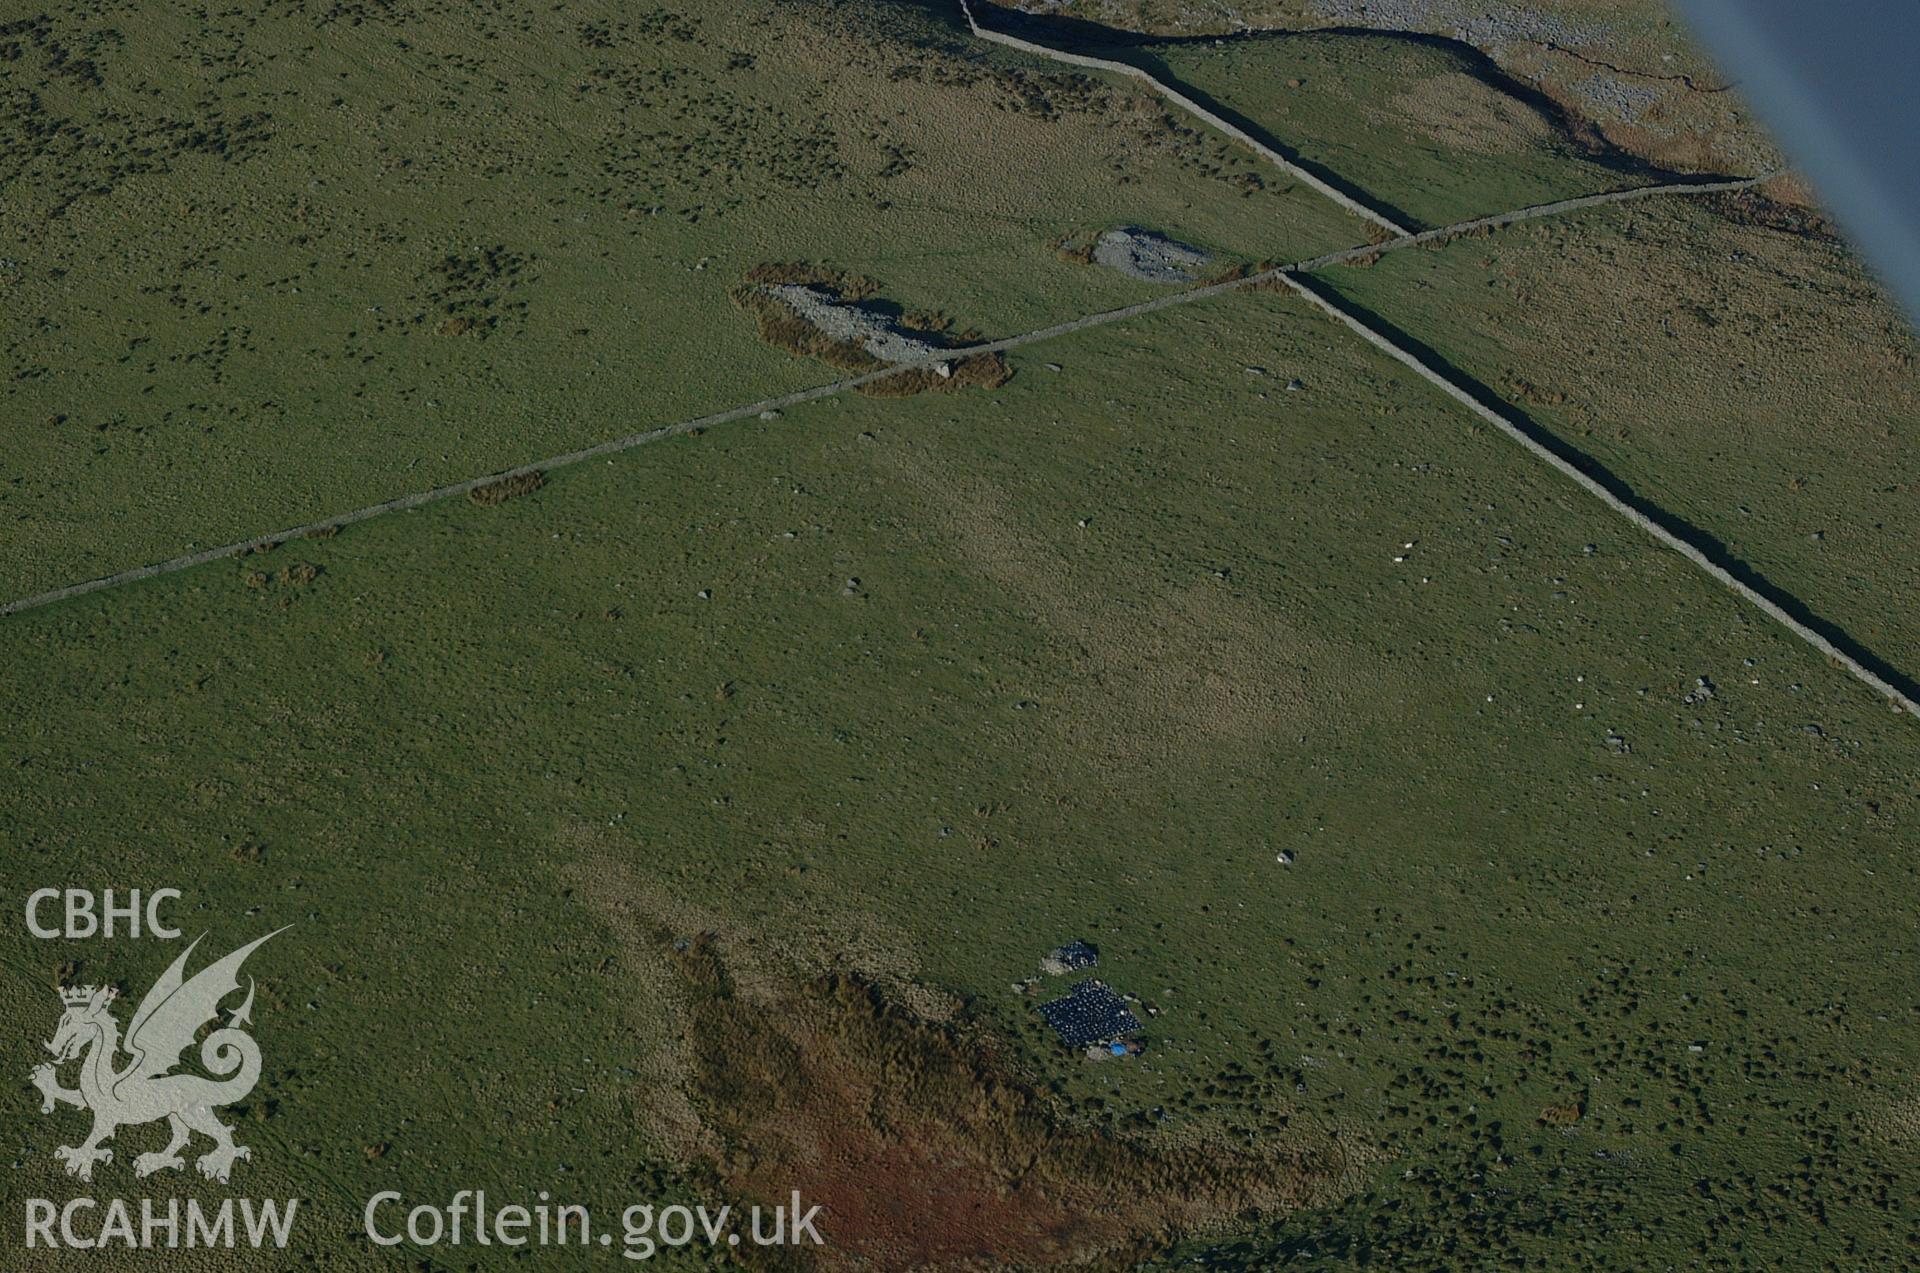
[1675,0,1920,319]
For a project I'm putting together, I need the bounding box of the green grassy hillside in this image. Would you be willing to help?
[1141,31,1635,228]
[1,0,1368,600]
[1316,195,1920,677]
[6,288,1915,1267]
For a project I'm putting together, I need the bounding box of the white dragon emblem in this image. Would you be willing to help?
[30,929,285,1184]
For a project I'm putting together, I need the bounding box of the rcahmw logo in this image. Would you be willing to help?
[21,916,303,1252]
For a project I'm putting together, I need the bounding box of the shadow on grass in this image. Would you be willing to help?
[940,1,1704,232]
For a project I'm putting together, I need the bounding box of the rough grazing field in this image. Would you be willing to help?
[1315,195,1920,684]
[5,291,1918,1269]
[1034,0,1779,176]
[0,0,1369,600]
[6,0,1918,1268]
[1136,30,1649,229]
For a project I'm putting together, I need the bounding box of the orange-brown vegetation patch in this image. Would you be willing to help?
[855,352,1014,399]
[1536,1099,1585,1127]
[1704,185,1837,241]
[468,470,545,506]
[732,288,881,375]
[1049,232,1099,267]
[742,261,883,300]
[731,262,889,373]
[1199,261,1255,286]
[657,933,1348,1271]
[731,264,1014,399]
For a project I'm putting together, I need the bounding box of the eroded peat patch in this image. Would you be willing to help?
[632,928,1357,1271]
